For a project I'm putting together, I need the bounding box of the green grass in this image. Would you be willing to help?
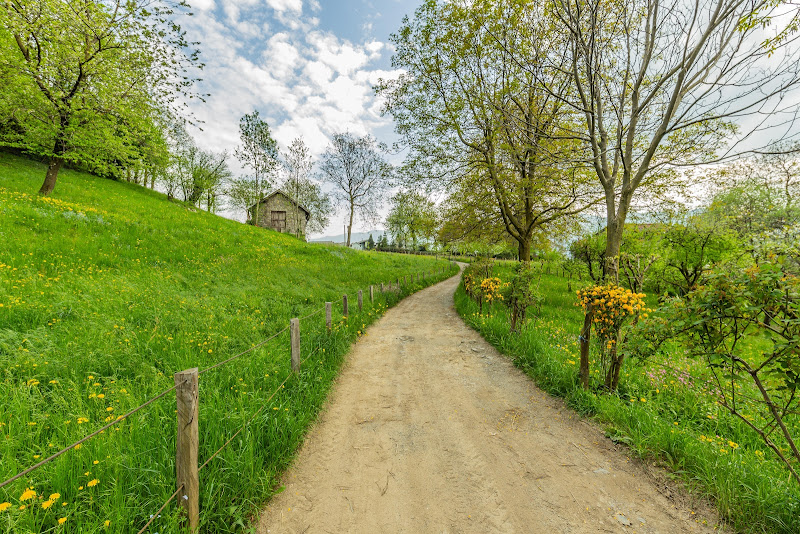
[455,262,800,534]
[0,153,458,533]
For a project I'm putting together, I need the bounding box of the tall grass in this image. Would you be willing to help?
[0,153,457,533]
[455,262,800,534]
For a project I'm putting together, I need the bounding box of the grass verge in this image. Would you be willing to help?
[454,262,800,534]
[0,152,457,533]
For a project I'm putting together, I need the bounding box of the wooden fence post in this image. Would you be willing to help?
[369,285,374,303]
[174,368,199,532]
[325,302,332,333]
[380,282,384,293]
[291,318,301,372]
[343,295,349,317]
[358,290,363,312]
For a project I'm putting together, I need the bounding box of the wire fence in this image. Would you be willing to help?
[0,263,458,532]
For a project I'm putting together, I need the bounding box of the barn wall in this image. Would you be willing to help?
[252,194,307,237]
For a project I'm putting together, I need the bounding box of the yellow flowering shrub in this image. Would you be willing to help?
[479,277,503,303]
[576,284,649,390]
[576,284,647,342]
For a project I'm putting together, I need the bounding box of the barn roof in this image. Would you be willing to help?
[250,190,311,219]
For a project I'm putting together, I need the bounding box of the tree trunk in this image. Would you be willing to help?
[604,220,624,284]
[39,157,63,196]
[346,202,355,247]
[518,239,531,262]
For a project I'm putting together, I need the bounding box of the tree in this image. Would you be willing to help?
[232,111,280,225]
[660,212,738,295]
[319,132,392,246]
[0,0,201,195]
[709,149,800,237]
[280,137,332,239]
[366,234,375,250]
[554,0,800,281]
[378,0,596,261]
[386,190,438,250]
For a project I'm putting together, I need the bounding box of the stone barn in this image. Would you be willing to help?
[248,191,310,238]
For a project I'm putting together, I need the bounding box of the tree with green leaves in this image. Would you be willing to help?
[0,0,201,195]
[231,111,280,225]
[378,0,596,261]
[554,0,800,281]
[386,190,438,250]
[319,132,392,247]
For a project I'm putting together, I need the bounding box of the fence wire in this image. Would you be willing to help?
[136,484,185,534]
[0,380,184,490]
[5,266,449,532]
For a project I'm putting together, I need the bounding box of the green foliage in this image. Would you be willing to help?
[500,262,543,332]
[386,190,438,250]
[0,153,456,533]
[638,243,800,485]
[0,0,200,194]
[379,0,594,261]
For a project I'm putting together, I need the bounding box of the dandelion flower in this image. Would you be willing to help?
[42,500,54,509]
[58,517,67,524]
[0,502,11,513]
[19,488,36,501]
[87,479,99,488]
[48,493,60,501]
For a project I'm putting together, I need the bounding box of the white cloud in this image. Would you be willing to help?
[266,0,303,14]
[181,0,398,233]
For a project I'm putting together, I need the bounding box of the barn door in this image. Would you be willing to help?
[271,210,286,231]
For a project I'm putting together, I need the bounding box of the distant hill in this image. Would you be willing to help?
[311,229,384,244]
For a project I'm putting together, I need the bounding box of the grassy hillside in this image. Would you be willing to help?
[455,261,800,534]
[0,153,456,533]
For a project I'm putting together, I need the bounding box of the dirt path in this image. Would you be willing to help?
[257,271,722,534]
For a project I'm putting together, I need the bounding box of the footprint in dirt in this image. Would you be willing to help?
[398,335,415,343]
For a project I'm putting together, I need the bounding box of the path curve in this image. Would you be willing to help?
[257,271,721,533]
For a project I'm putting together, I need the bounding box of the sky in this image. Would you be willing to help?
[180,0,421,237]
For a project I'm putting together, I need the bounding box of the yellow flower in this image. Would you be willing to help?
[97,394,105,399]
[87,479,99,487]
[0,502,11,513]
[58,517,67,524]
[19,488,36,501]
[104,520,111,527]
[49,493,60,501]
[42,500,54,509]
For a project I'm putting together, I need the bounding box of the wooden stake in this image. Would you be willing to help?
[369,285,374,302]
[291,318,300,373]
[325,302,332,333]
[174,368,199,532]
[343,295,349,317]
[358,290,363,312]
[380,282,384,293]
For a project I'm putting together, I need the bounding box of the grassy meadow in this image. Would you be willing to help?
[455,261,800,534]
[0,152,457,533]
